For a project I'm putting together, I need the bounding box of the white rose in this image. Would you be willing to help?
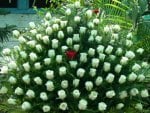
[112,33,119,40]
[29,22,35,29]
[106,73,115,83]
[46,27,53,35]
[8,61,17,70]
[137,74,145,82]
[88,35,94,42]
[22,62,30,72]
[91,59,99,69]
[135,103,143,111]
[125,51,135,59]
[85,81,93,91]
[136,48,144,55]
[30,29,37,35]
[116,103,124,110]
[95,36,102,43]
[127,32,133,39]
[52,24,59,31]
[77,68,85,77]
[106,90,116,98]
[42,35,49,44]
[59,102,68,111]
[93,18,100,25]
[118,75,126,84]
[14,45,21,51]
[22,74,30,84]
[40,92,48,101]
[73,44,80,52]
[97,45,104,53]
[21,101,31,111]
[98,102,107,111]
[48,49,55,58]
[7,98,16,105]
[45,12,51,20]
[69,61,78,68]
[46,70,54,80]
[120,57,128,65]
[60,21,68,28]
[0,86,8,94]
[104,26,111,33]
[95,76,103,86]
[73,79,80,87]
[2,48,11,55]
[61,46,68,52]
[87,22,94,28]
[89,91,98,100]
[58,90,66,100]
[44,58,51,65]
[15,87,24,95]
[34,62,41,70]
[88,48,95,56]
[113,24,121,31]
[142,62,149,68]
[61,80,68,89]
[74,16,81,23]
[42,105,50,112]
[13,30,20,37]
[73,89,80,98]
[78,99,88,110]
[130,88,139,96]
[27,40,36,48]
[20,51,27,59]
[29,52,37,62]
[58,31,64,39]
[8,76,17,84]
[45,81,54,91]
[99,53,106,61]
[105,45,113,54]
[128,72,137,81]
[126,39,133,47]
[89,68,96,77]
[66,38,73,46]
[115,64,122,73]
[65,8,71,15]
[59,66,67,76]
[67,26,73,34]
[36,34,42,40]
[103,62,111,72]
[91,30,97,36]
[109,55,116,61]
[1,66,8,74]
[35,44,42,53]
[86,10,92,19]
[74,1,80,8]
[115,48,123,56]
[141,89,149,98]
[119,91,128,99]
[34,77,42,85]
[73,34,80,42]
[132,63,141,72]
[52,39,59,49]
[26,89,35,98]
[79,27,86,34]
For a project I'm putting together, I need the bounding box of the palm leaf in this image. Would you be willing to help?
[0,25,16,43]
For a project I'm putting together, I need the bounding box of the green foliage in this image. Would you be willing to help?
[93,0,132,29]
[0,25,16,43]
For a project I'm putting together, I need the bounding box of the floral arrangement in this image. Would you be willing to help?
[0,2,149,113]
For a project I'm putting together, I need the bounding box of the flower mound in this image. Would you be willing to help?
[0,2,149,113]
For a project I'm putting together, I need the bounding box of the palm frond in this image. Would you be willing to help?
[0,25,16,43]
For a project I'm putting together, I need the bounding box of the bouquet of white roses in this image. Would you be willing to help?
[0,2,149,113]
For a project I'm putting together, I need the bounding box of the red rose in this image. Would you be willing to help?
[66,50,77,59]
[93,9,100,14]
